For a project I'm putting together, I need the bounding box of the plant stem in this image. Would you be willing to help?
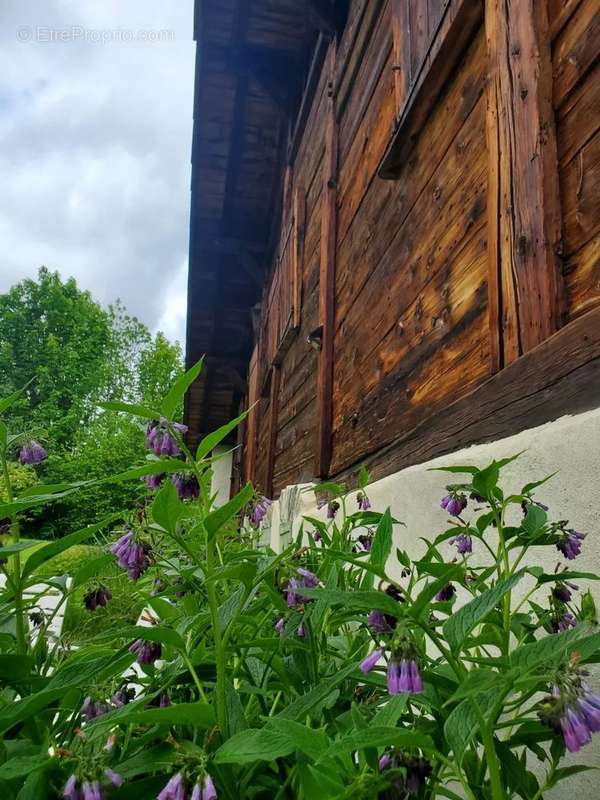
[205,534,228,738]
[476,714,505,800]
[1,452,27,654]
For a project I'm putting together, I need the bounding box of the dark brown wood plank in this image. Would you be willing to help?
[316,42,339,478]
[265,365,282,496]
[335,306,600,486]
[244,346,260,483]
[292,186,307,329]
[485,0,564,368]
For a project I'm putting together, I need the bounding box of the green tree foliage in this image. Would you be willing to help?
[0,267,112,445]
[0,267,184,535]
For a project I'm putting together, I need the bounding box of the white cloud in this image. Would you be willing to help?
[0,0,194,349]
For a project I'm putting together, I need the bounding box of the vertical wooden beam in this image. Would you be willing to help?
[316,43,338,478]
[244,346,259,484]
[485,0,564,371]
[265,365,281,497]
[391,0,410,120]
[292,186,306,330]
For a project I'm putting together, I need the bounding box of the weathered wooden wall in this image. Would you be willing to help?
[244,0,600,497]
[550,0,600,322]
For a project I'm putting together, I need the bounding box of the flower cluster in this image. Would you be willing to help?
[448,533,472,555]
[158,772,217,800]
[440,492,467,517]
[129,638,162,665]
[251,496,271,526]
[142,473,164,490]
[556,528,586,560]
[285,567,319,607]
[540,666,600,753]
[386,656,423,695]
[356,492,371,511]
[110,531,151,580]
[379,751,432,795]
[83,585,112,612]
[172,472,200,500]
[18,440,47,465]
[146,418,187,457]
[63,770,123,800]
[81,696,110,722]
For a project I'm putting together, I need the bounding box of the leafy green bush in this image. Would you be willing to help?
[1,363,599,800]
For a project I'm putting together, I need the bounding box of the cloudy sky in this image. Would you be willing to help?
[0,1,195,348]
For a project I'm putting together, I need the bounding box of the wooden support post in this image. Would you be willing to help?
[316,43,338,478]
[485,0,564,372]
[292,186,306,330]
[265,365,281,497]
[244,347,259,485]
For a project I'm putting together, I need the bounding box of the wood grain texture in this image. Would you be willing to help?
[265,365,281,496]
[292,186,306,330]
[316,42,338,478]
[335,307,600,487]
[552,0,600,110]
[485,0,564,368]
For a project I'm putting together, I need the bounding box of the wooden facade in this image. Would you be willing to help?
[186,0,600,497]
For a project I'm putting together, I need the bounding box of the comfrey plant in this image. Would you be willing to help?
[1,365,599,799]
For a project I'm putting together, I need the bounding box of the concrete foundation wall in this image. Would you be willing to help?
[261,407,600,794]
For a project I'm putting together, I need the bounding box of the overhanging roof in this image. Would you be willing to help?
[185,0,347,446]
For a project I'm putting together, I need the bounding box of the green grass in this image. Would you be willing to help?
[33,543,145,644]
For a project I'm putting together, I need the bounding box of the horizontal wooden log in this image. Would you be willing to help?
[334,307,600,486]
[560,128,600,257]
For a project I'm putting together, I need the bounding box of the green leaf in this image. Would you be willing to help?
[195,410,247,461]
[370,508,393,570]
[152,481,184,534]
[105,701,215,729]
[300,588,404,619]
[71,553,113,588]
[95,624,185,650]
[267,719,329,761]
[443,570,525,651]
[204,483,254,541]
[22,516,116,579]
[320,727,434,761]
[160,358,204,419]
[359,465,370,490]
[103,459,190,484]
[98,400,160,419]
[0,539,40,558]
[278,662,356,721]
[313,481,345,496]
[0,755,49,779]
[0,654,35,680]
[214,728,295,764]
[372,694,408,727]
[521,504,548,539]
[534,570,600,584]
[115,744,176,779]
[444,691,496,761]
[410,565,465,618]
[445,668,502,705]
[511,625,600,671]
[548,765,598,788]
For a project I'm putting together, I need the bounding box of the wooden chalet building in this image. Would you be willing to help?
[185,0,600,501]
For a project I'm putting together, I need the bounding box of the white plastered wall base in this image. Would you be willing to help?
[261,407,600,794]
